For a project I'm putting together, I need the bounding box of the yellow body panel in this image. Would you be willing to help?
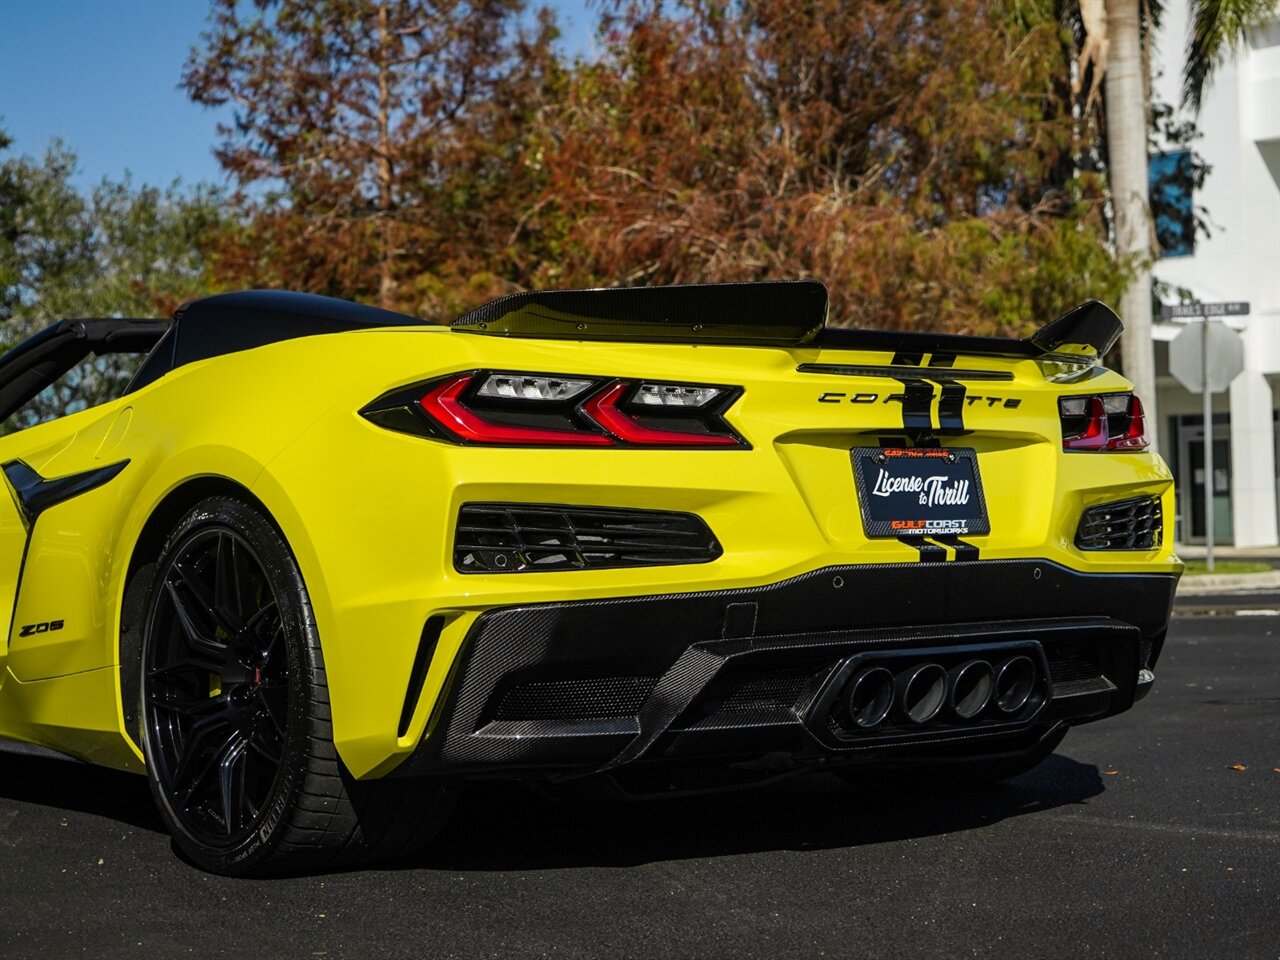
[0,325,1180,777]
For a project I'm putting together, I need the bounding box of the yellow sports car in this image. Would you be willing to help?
[0,282,1180,874]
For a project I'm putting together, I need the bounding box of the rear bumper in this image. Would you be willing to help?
[399,559,1177,779]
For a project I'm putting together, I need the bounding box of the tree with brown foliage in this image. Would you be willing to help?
[523,0,1130,336]
[189,0,1134,337]
[183,0,559,316]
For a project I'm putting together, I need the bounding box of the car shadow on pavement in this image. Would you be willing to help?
[0,750,163,832]
[0,748,1104,871]
[414,753,1105,871]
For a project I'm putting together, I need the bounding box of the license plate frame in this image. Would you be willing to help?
[851,446,990,538]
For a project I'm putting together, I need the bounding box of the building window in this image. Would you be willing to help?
[1247,17,1280,49]
[1150,150,1196,257]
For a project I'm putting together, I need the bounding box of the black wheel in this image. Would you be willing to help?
[139,495,453,875]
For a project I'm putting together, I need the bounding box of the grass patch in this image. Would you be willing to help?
[1183,560,1273,576]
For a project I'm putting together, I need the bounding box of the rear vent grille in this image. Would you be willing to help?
[455,502,722,573]
[493,677,656,721]
[1046,640,1113,696]
[1075,496,1162,550]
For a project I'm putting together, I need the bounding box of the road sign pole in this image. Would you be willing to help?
[1202,319,1214,572]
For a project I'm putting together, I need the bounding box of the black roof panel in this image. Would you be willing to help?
[126,290,428,392]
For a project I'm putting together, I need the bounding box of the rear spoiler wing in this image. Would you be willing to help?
[452,281,1122,361]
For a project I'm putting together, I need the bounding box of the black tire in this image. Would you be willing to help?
[836,725,1069,794]
[138,495,454,876]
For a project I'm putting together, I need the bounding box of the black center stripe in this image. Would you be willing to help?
[883,352,980,562]
[928,534,981,560]
[888,350,969,438]
[936,380,967,432]
[897,535,947,561]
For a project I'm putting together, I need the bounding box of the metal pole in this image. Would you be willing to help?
[1202,318,1214,572]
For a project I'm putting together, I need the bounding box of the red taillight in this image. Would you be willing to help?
[1108,395,1149,450]
[363,370,748,448]
[1060,392,1149,452]
[581,382,742,447]
[420,374,614,446]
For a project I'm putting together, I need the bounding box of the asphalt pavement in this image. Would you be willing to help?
[1,610,1277,960]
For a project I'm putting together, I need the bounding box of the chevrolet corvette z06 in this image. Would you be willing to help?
[0,281,1179,874]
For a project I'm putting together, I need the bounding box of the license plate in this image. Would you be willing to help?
[851,447,990,538]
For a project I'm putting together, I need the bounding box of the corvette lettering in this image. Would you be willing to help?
[819,391,1020,408]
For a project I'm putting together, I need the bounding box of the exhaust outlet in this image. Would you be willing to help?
[994,655,1037,714]
[846,667,895,729]
[896,663,947,725]
[948,659,994,720]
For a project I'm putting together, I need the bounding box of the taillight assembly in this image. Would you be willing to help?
[1059,392,1149,451]
[361,370,748,448]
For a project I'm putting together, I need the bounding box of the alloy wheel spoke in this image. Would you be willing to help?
[243,601,281,661]
[147,654,223,682]
[257,688,288,738]
[165,577,228,664]
[212,533,251,637]
[170,702,237,794]
[218,735,251,835]
[147,690,229,718]
[248,728,283,767]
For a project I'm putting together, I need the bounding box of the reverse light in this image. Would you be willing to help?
[1059,392,1149,452]
[633,384,722,407]
[361,370,747,448]
[474,374,594,402]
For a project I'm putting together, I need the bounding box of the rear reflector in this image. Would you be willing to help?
[454,502,722,572]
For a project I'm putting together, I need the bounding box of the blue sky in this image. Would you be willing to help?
[0,0,598,190]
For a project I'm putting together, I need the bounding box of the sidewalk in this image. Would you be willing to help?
[1174,544,1280,563]
[1173,542,1280,597]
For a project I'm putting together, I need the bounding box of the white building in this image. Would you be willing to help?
[1150,4,1280,547]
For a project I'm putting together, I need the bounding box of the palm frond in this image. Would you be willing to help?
[1183,0,1278,112]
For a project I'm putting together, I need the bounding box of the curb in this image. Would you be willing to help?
[1176,570,1280,596]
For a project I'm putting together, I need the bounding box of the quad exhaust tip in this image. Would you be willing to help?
[994,655,1037,714]
[846,666,895,728]
[837,652,1042,732]
[948,659,995,720]
[897,663,947,725]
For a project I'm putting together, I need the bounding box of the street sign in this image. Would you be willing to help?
[1169,321,1244,394]
[1167,316,1246,572]
[1160,301,1250,320]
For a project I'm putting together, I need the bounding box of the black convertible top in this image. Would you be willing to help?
[126,290,428,393]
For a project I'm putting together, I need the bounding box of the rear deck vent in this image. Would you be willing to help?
[1075,496,1162,550]
[454,502,721,573]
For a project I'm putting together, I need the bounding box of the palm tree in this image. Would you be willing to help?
[1077,0,1276,454]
